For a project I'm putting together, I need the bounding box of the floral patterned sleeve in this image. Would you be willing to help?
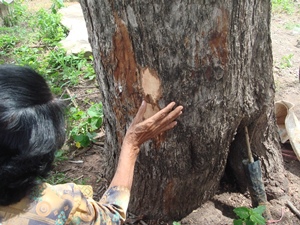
[0,183,130,225]
[68,184,130,225]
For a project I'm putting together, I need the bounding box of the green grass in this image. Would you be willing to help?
[2,0,26,27]
[54,149,69,163]
[0,34,18,56]
[45,171,89,185]
[284,22,300,32]
[271,0,299,14]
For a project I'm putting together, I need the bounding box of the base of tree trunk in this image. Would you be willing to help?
[80,0,288,221]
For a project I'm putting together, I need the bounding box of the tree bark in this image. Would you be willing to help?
[80,0,287,222]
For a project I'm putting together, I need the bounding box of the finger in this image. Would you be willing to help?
[159,121,178,133]
[132,100,147,124]
[164,105,183,121]
[150,102,176,121]
[153,105,182,126]
[146,106,183,136]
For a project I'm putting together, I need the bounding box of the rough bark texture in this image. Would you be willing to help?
[0,1,12,26]
[80,0,287,222]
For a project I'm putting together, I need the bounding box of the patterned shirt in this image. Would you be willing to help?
[0,183,130,225]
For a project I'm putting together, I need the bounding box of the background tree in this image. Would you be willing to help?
[80,0,287,222]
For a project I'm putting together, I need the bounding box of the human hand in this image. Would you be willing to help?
[110,101,183,189]
[123,101,183,153]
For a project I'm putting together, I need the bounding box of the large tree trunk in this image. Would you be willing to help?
[80,0,287,222]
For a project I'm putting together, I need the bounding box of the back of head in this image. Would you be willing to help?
[0,65,66,206]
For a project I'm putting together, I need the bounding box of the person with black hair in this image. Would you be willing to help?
[0,65,183,225]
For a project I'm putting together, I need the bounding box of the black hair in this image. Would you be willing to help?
[0,65,66,206]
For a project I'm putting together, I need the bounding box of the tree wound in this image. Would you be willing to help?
[140,68,162,119]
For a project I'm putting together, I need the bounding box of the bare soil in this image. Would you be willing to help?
[26,1,300,224]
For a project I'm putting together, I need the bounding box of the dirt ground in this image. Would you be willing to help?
[25,1,300,224]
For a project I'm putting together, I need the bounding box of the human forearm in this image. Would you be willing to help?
[108,142,139,190]
[98,101,182,224]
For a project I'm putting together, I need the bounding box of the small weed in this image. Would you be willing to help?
[83,56,96,80]
[43,171,89,185]
[0,35,18,56]
[51,0,64,14]
[54,149,69,163]
[13,46,41,69]
[33,8,67,46]
[173,222,181,225]
[280,54,294,68]
[233,205,266,225]
[45,49,94,86]
[0,26,18,34]
[68,102,103,148]
[73,176,89,185]
[45,171,72,185]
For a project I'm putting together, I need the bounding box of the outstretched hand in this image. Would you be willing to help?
[123,101,183,154]
[109,101,183,189]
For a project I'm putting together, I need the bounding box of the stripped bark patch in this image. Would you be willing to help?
[208,7,229,68]
[112,14,138,96]
[140,67,162,119]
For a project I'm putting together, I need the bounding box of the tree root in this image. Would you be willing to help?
[287,200,300,220]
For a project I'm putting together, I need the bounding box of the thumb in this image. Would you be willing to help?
[132,100,147,124]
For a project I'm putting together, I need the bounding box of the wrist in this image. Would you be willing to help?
[120,141,140,159]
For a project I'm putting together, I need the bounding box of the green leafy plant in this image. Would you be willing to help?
[51,0,64,14]
[280,53,294,68]
[33,8,67,45]
[42,49,95,89]
[173,221,181,225]
[68,102,103,148]
[3,0,26,27]
[54,149,69,163]
[45,171,72,185]
[83,55,97,80]
[13,46,41,69]
[233,205,266,225]
[0,34,18,56]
